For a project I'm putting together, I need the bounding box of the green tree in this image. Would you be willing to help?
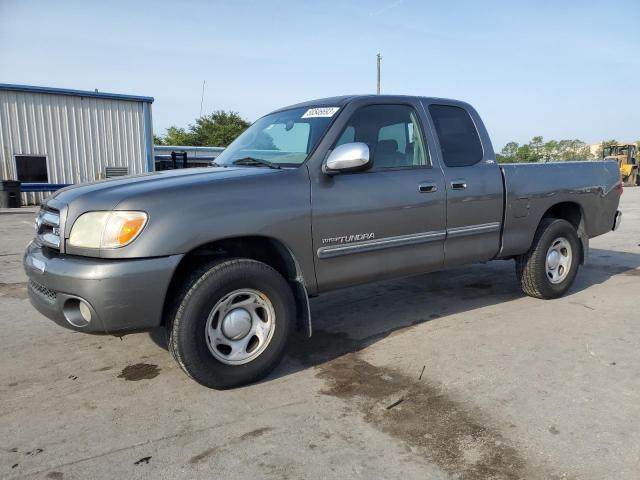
[156,110,251,147]
[498,137,595,163]
[502,142,519,158]
[542,140,558,161]
[160,126,193,146]
[515,144,537,163]
[188,111,250,147]
[561,139,592,161]
[530,136,544,160]
[497,142,519,163]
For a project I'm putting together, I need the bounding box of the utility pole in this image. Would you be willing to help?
[199,80,206,118]
[376,53,382,94]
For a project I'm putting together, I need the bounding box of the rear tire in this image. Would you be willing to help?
[166,258,295,389]
[515,218,580,299]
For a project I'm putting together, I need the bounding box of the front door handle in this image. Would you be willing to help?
[450,180,467,190]
[418,182,437,193]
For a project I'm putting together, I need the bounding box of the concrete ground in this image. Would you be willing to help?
[1,189,639,480]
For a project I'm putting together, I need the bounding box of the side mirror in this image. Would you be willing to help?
[323,142,371,175]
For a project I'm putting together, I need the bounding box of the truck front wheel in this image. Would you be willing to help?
[166,259,294,389]
[515,218,580,299]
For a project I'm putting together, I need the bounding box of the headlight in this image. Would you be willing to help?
[69,211,148,249]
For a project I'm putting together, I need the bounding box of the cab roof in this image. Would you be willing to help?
[272,94,464,113]
[270,94,471,118]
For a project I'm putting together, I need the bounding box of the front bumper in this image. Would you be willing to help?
[23,242,183,334]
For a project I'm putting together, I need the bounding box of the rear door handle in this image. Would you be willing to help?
[418,182,437,193]
[450,180,467,190]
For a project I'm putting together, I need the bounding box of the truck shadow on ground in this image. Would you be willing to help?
[278,247,640,374]
[148,247,640,372]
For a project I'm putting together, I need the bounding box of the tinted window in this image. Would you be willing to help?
[264,122,310,152]
[429,104,483,167]
[15,156,48,182]
[335,104,429,170]
[378,122,407,152]
[335,126,355,146]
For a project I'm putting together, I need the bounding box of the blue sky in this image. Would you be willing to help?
[2,0,638,149]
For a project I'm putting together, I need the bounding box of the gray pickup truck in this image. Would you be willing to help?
[24,95,623,388]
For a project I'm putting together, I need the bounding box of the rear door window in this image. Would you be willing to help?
[428,105,483,167]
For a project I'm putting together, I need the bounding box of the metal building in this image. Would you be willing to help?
[0,84,154,205]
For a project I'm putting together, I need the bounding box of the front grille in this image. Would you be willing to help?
[28,280,57,304]
[35,207,61,250]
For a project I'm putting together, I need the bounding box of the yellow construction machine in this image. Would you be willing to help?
[603,144,639,186]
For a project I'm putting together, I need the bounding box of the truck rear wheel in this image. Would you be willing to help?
[515,218,580,299]
[166,259,294,389]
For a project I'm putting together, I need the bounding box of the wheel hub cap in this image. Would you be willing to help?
[546,250,561,269]
[204,289,276,365]
[221,308,252,340]
[545,237,572,284]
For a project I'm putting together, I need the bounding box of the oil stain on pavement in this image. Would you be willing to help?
[117,363,160,381]
[189,447,220,464]
[297,329,569,480]
[188,427,273,464]
[317,354,527,479]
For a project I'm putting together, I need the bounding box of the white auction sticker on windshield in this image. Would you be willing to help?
[301,107,340,118]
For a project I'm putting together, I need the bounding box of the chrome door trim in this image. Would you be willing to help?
[317,221,501,259]
[317,230,446,259]
[446,222,501,239]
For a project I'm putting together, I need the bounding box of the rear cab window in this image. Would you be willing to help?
[428,104,483,167]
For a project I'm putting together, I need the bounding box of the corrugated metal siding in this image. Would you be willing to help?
[0,90,149,205]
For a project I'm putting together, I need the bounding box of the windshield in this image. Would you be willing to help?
[214,106,339,167]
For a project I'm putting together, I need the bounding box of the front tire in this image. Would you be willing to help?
[167,259,295,389]
[515,218,581,299]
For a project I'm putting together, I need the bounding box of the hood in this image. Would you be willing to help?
[49,166,280,208]
[45,167,285,231]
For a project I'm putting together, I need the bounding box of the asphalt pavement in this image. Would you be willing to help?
[1,189,639,479]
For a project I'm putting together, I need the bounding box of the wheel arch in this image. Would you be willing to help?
[163,235,312,336]
[539,201,588,264]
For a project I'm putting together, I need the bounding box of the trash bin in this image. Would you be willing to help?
[0,180,21,208]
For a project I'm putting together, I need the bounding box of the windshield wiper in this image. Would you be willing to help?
[232,157,282,169]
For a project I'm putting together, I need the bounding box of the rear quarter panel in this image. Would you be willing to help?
[499,160,621,258]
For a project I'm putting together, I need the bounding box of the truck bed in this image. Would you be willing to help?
[499,160,621,258]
